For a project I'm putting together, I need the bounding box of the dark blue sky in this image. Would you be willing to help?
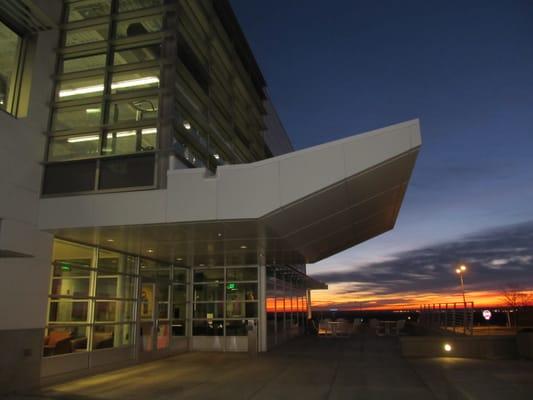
[232,1,533,288]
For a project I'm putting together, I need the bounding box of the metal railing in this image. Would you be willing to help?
[419,302,474,335]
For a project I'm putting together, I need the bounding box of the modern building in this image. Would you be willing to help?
[0,0,421,394]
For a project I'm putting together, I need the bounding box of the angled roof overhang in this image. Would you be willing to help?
[39,120,421,266]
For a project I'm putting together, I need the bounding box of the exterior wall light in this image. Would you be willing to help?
[444,343,452,352]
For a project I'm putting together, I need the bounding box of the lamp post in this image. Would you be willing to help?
[455,264,467,334]
[455,264,467,306]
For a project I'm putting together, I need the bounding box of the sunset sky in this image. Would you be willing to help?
[232,0,533,309]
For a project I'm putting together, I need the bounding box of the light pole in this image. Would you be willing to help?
[455,264,467,334]
[455,264,467,307]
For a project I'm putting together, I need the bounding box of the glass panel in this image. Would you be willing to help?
[193,303,223,319]
[94,301,135,322]
[98,250,137,274]
[173,268,187,283]
[115,16,163,39]
[192,320,223,336]
[48,300,89,322]
[98,154,155,189]
[92,324,134,349]
[65,25,109,46]
[171,321,185,336]
[96,275,136,299]
[48,134,100,161]
[157,321,170,349]
[118,0,162,12]
[225,320,248,336]
[172,284,186,304]
[193,269,224,283]
[113,45,161,65]
[56,76,105,100]
[102,129,137,155]
[67,0,111,22]
[52,264,91,278]
[193,283,224,302]
[107,97,159,124]
[158,302,169,319]
[43,326,89,356]
[226,267,257,282]
[226,302,257,318]
[226,282,258,302]
[110,69,160,94]
[140,127,157,151]
[51,277,90,297]
[52,105,102,132]
[43,159,97,195]
[140,282,155,320]
[52,240,94,269]
[62,53,106,73]
[0,21,22,114]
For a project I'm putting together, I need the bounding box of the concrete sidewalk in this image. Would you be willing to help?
[4,335,533,400]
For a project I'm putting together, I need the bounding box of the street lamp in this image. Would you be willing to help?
[455,265,467,307]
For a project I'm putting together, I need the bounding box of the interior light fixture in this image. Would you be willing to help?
[141,128,157,135]
[213,154,220,160]
[199,263,205,267]
[67,135,100,143]
[147,249,154,253]
[183,120,191,130]
[217,233,222,237]
[240,245,247,249]
[58,76,159,98]
[106,238,114,243]
[85,108,101,114]
[443,343,452,352]
[115,130,137,138]
[176,257,183,261]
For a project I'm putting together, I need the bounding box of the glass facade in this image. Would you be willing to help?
[192,266,258,337]
[44,239,187,357]
[0,20,23,115]
[266,267,308,347]
[43,0,276,196]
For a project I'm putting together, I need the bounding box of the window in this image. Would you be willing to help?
[61,53,106,73]
[52,105,102,132]
[110,69,160,94]
[115,16,163,39]
[42,159,97,195]
[98,153,155,189]
[107,97,159,124]
[65,25,109,46]
[113,45,161,65]
[0,21,23,115]
[66,0,111,22]
[56,76,105,101]
[48,134,101,161]
[102,127,157,155]
[118,0,163,12]
[178,40,209,93]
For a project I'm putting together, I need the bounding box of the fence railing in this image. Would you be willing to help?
[419,302,474,335]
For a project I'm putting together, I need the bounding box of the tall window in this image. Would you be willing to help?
[0,21,23,115]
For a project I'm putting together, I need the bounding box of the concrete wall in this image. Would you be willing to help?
[0,1,61,393]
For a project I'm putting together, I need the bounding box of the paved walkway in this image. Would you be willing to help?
[5,335,533,400]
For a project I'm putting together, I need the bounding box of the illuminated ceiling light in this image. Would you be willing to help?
[147,249,154,253]
[58,84,104,98]
[67,135,100,143]
[213,154,220,160]
[199,263,205,267]
[176,257,183,261]
[183,120,191,130]
[111,76,159,90]
[116,130,136,138]
[443,343,452,352]
[240,245,247,249]
[85,108,101,114]
[58,77,159,98]
[217,233,222,237]
[106,238,114,243]
[141,128,157,135]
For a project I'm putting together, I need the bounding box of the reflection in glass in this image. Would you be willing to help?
[226,301,257,318]
[193,303,223,319]
[225,282,257,301]
[225,320,248,336]
[92,324,133,349]
[194,283,224,302]
[226,267,257,282]
[194,268,224,283]
[193,320,223,336]
[43,326,89,356]
[51,278,90,297]
[48,300,89,322]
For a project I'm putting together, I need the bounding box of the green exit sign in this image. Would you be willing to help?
[60,262,71,271]
[227,283,237,290]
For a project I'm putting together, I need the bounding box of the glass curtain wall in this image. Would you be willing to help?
[192,266,258,337]
[266,266,308,348]
[43,0,167,195]
[44,239,188,357]
[0,20,23,115]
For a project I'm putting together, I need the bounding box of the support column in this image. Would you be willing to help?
[258,258,267,352]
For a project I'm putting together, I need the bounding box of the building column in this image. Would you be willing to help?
[258,257,267,352]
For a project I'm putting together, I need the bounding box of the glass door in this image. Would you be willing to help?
[139,280,156,352]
